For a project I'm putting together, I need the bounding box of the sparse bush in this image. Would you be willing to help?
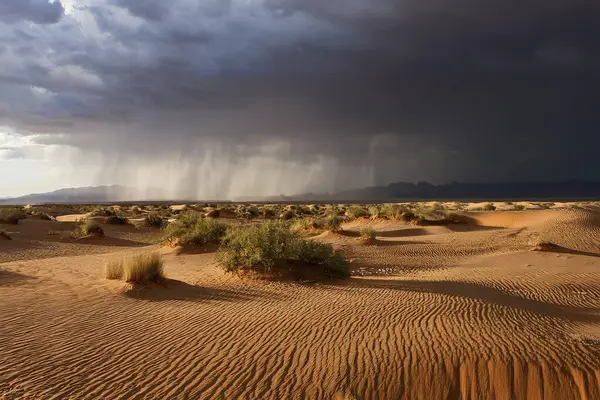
[105,253,164,283]
[512,204,526,211]
[346,206,369,220]
[431,202,445,212]
[280,210,295,220]
[367,205,382,218]
[291,218,323,234]
[164,212,227,246]
[539,202,555,209]
[217,222,349,278]
[324,215,343,232]
[144,212,166,228]
[291,218,313,233]
[240,206,260,220]
[72,219,104,238]
[263,208,276,219]
[401,209,418,223]
[104,215,129,225]
[0,208,25,225]
[359,226,377,241]
[381,204,407,220]
[483,203,496,211]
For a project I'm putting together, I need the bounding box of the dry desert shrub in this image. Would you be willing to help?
[144,212,166,228]
[359,226,377,241]
[71,219,104,238]
[104,215,129,225]
[105,253,164,283]
[345,206,369,220]
[324,215,343,232]
[0,208,26,225]
[484,203,497,211]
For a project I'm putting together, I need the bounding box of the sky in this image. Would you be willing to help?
[1,0,599,198]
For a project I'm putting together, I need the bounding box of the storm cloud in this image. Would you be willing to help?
[1,0,599,198]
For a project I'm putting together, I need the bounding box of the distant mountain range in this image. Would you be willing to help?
[0,185,167,205]
[2,181,600,205]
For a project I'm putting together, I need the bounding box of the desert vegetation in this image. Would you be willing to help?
[217,222,349,278]
[0,207,26,225]
[359,226,377,242]
[104,215,129,225]
[71,219,104,238]
[105,252,165,283]
[144,212,167,228]
[164,212,227,247]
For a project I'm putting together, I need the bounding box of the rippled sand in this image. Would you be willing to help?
[1,205,600,399]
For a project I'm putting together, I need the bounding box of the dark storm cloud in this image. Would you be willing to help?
[0,0,599,196]
[0,0,65,24]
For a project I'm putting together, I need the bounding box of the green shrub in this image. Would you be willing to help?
[104,215,129,225]
[217,222,296,274]
[0,208,25,225]
[144,212,166,228]
[483,203,496,211]
[164,212,227,246]
[105,252,164,283]
[217,222,349,278]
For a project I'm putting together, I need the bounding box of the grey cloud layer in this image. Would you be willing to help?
[1,0,599,195]
[0,0,64,24]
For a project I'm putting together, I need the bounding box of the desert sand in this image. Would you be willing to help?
[1,203,600,399]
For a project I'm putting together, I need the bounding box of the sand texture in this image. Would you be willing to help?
[1,205,600,399]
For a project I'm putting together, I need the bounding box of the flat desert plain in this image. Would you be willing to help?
[1,203,600,399]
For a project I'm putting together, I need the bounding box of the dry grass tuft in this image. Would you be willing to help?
[72,219,104,238]
[359,226,377,242]
[105,260,123,280]
[105,252,164,284]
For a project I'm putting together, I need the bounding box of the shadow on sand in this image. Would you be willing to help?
[0,269,36,285]
[336,278,599,324]
[123,278,277,303]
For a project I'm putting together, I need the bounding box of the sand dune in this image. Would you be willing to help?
[1,205,600,399]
